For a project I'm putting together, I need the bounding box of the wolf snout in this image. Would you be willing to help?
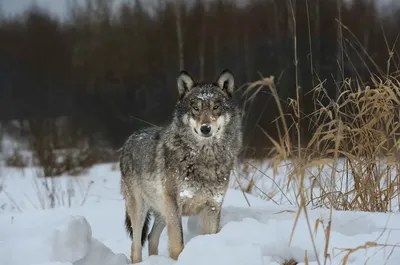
[200,124,212,136]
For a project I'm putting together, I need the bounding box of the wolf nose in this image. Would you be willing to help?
[200,124,212,135]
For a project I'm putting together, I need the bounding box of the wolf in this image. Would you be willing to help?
[119,69,243,263]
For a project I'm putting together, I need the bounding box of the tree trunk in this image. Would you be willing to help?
[336,0,344,96]
[315,0,321,77]
[199,1,206,80]
[175,0,184,70]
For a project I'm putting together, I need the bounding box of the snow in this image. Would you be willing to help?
[1,155,400,265]
[0,209,129,265]
[179,190,194,199]
[213,194,224,203]
[196,92,214,101]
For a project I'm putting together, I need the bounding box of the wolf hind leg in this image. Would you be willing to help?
[125,208,133,239]
[126,196,149,264]
[148,212,166,256]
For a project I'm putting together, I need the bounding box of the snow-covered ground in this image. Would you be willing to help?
[1,162,400,265]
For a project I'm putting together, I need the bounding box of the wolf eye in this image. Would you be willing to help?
[213,105,220,110]
[192,106,199,111]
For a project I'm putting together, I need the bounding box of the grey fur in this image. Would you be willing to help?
[119,69,243,263]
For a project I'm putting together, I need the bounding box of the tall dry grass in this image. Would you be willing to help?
[241,69,400,265]
[241,71,400,265]
[266,75,400,212]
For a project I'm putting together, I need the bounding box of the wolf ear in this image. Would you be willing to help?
[177,70,196,99]
[216,69,234,97]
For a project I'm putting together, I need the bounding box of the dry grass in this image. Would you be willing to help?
[240,72,400,264]
[5,148,28,168]
[240,58,400,264]
[282,259,298,265]
[249,75,400,212]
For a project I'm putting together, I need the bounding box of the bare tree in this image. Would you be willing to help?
[175,0,184,70]
[0,0,3,21]
[0,122,3,153]
[314,0,321,76]
[198,0,206,80]
[212,1,221,76]
[336,0,344,94]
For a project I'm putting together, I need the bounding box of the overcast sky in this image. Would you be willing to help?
[0,0,397,19]
[0,0,132,19]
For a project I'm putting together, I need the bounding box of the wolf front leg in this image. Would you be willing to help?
[199,202,223,235]
[163,192,184,260]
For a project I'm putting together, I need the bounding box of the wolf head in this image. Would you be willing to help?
[174,69,238,140]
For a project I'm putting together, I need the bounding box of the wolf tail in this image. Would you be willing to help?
[125,210,151,246]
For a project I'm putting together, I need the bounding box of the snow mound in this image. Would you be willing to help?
[0,215,128,265]
[184,205,400,265]
[51,216,92,262]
